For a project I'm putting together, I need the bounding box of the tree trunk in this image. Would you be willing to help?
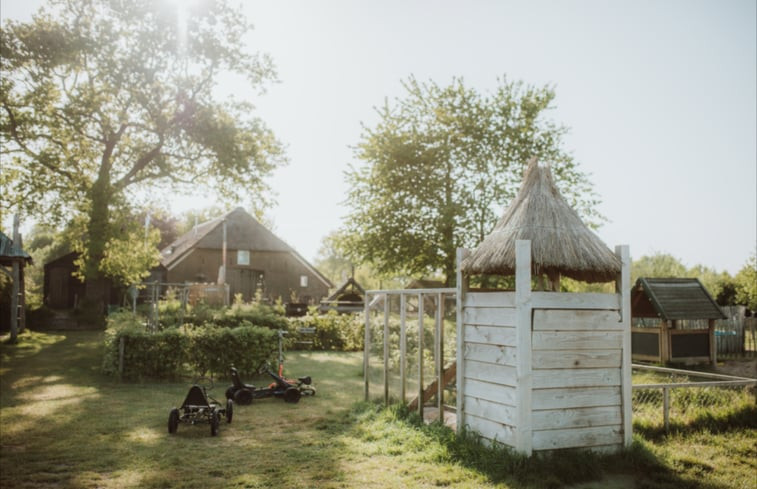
[83,170,112,315]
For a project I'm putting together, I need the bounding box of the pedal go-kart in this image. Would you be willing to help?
[168,379,233,436]
[225,363,315,405]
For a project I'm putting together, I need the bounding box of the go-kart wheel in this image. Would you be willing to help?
[226,399,233,423]
[301,386,316,396]
[234,388,253,405]
[168,408,179,434]
[284,386,301,404]
[225,386,236,400]
[210,411,220,436]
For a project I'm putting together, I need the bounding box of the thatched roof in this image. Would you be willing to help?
[461,159,621,283]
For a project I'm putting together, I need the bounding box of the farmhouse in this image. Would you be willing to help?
[161,207,332,305]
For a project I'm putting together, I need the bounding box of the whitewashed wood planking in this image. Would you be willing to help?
[532,349,621,369]
[532,425,623,451]
[532,331,623,350]
[464,342,518,367]
[532,309,623,331]
[463,292,516,308]
[464,324,517,346]
[464,413,517,447]
[531,292,619,310]
[532,386,622,410]
[463,307,517,327]
[465,396,518,426]
[465,359,518,386]
[463,378,518,407]
[532,406,622,430]
[533,368,621,389]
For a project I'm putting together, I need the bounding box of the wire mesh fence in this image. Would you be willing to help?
[632,364,756,432]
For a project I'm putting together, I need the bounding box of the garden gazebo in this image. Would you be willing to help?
[458,158,631,454]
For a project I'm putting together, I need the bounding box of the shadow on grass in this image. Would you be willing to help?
[367,402,747,489]
[0,331,364,489]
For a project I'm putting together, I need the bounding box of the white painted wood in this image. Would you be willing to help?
[400,293,407,403]
[465,396,518,426]
[383,293,390,405]
[532,292,619,310]
[463,307,517,327]
[532,406,622,430]
[532,386,622,410]
[532,331,623,351]
[533,368,621,389]
[532,426,623,451]
[616,244,632,448]
[515,240,533,455]
[463,378,518,407]
[364,294,371,401]
[436,292,444,423]
[417,292,424,417]
[465,359,518,386]
[456,248,468,433]
[532,350,621,369]
[463,291,516,308]
[532,309,622,331]
[464,324,517,346]
[464,343,518,367]
[464,414,517,447]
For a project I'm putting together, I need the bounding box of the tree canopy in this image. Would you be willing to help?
[1,0,284,302]
[340,76,602,285]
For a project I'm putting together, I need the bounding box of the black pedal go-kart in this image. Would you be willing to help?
[225,363,315,405]
[168,379,233,436]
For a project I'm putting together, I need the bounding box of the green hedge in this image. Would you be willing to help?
[103,312,277,380]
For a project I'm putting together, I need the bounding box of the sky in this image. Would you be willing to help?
[1,0,755,276]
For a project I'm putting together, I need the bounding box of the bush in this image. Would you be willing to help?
[102,311,278,379]
[288,311,364,351]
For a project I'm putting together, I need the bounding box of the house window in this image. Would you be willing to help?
[237,250,250,266]
[300,275,308,288]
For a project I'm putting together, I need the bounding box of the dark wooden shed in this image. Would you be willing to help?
[631,277,725,364]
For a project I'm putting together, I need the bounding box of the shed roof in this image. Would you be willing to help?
[461,159,621,282]
[631,277,725,320]
[0,231,32,265]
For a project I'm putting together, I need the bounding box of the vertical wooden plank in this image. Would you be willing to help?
[708,319,717,366]
[418,292,424,417]
[515,240,533,455]
[437,292,444,423]
[364,292,370,401]
[400,293,407,403]
[616,244,632,448]
[456,248,468,432]
[383,293,390,406]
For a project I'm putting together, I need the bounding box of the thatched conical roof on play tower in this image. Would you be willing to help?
[461,158,621,284]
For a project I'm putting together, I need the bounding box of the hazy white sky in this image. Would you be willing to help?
[2,0,755,275]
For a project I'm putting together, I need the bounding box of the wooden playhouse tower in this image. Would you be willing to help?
[457,159,631,454]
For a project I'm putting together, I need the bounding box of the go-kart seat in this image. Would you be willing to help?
[230,367,255,389]
[181,385,211,409]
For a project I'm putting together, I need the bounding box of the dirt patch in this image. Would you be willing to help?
[712,358,756,379]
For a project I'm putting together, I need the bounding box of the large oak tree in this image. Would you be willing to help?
[1,0,284,305]
[341,76,602,286]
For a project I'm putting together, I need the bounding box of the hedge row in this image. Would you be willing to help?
[286,310,364,351]
[102,317,277,380]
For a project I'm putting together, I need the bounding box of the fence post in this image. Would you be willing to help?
[418,292,424,418]
[663,387,670,432]
[436,291,444,424]
[400,293,407,404]
[364,293,370,401]
[383,293,390,406]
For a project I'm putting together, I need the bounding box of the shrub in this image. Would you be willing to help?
[186,323,277,377]
[288,311,364,351]
[102,324,188,380]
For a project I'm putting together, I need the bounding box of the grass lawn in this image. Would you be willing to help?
[1,330,755,489]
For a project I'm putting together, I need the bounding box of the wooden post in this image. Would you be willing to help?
[616,244,632,448]
[383,294,390,406]
[418,292,424,417]
[436,292,444,424]
[400,293,407,404]
[708,318,717,366]
[9,215,20,342]
[363,292,370,401]
[455,248,468,432]
[515,240,533,455]
[118,336,125,379]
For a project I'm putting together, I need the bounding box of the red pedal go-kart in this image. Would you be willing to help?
[168,379,233,436]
